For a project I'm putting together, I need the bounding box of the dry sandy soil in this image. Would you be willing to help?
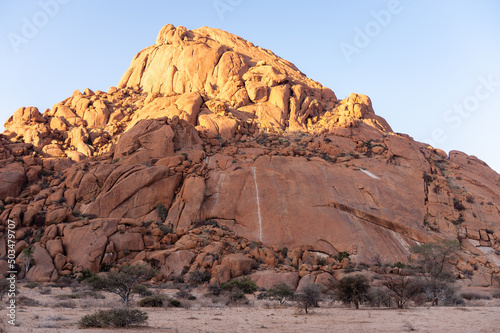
[1,286,499,333]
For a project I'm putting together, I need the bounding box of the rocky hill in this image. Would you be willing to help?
[1,24,499,288]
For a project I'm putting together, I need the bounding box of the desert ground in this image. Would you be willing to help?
[1,284,499,333]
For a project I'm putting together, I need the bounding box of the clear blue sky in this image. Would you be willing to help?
[1,1,499,171]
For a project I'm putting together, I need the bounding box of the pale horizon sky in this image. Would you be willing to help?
[1,1,499,172]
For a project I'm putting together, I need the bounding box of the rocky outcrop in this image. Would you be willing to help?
[0,24,499,285]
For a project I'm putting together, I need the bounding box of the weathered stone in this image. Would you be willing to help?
[0,164,25,200]
[26,245,58,282]
[62,219,119,273]
[162,250,195,277]
[220,254,255,278]
[46,239,64,258]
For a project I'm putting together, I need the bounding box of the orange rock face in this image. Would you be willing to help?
[0,24,499,284]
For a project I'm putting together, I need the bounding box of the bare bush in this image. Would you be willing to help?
[296,284,322,314]
[383,276,423,309]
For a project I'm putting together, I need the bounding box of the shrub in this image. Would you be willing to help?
[169,298,182,307]
[39,287,52,295]
[53,300,76,308]
[155,203,168,221]
[226,290,247,305]
[296,284,322,314]
[175,289,196,300]
[78,309,148,328]
[453,198,466,211]
[79,312,102,328]
[367,288,392,308]
[159,224,173,235]
[442,285,464,306]
[264,283,295,305]
[138,295,165,307]
[492,290,500,299]
[25,282,39,289]
[451,214,465,225]
[333,275,370,309]
[132,284,153,297]
[18,296,40,306]
[207,284,222,296]
[394,262,406,269]
[77,269,95,283]
[220,276,258,294]
[189,270,211,286]
[55,291,105,300]
[383,276,423,309]
[334,251,350,262]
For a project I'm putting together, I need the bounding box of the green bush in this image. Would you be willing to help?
[56,291,105,300]
[18,296,40,306]
[394,262,406,269]
[333,275,370,309]
[169,298,182,307]
[220,276,258,294]
[334,251,350,262]
[138,295,165,307]
[189,270,211,286]
[132,284,153,297]
[24,282,39,289]
[77,269,95,283]
[78,309,148,328]
[79,312,103,328]
[227,290,247,305]
[159,224,173,235]
[155,203,168,221]
[263,283,295,305]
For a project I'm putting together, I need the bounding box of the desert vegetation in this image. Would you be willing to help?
[1,238,499,332]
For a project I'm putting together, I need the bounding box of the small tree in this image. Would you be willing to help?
[265,283,296,305]
[296,284,322,314]
[87,263,156,306]
[383,275,423,309]
[410,240,459,306]
[333,275,370,309]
